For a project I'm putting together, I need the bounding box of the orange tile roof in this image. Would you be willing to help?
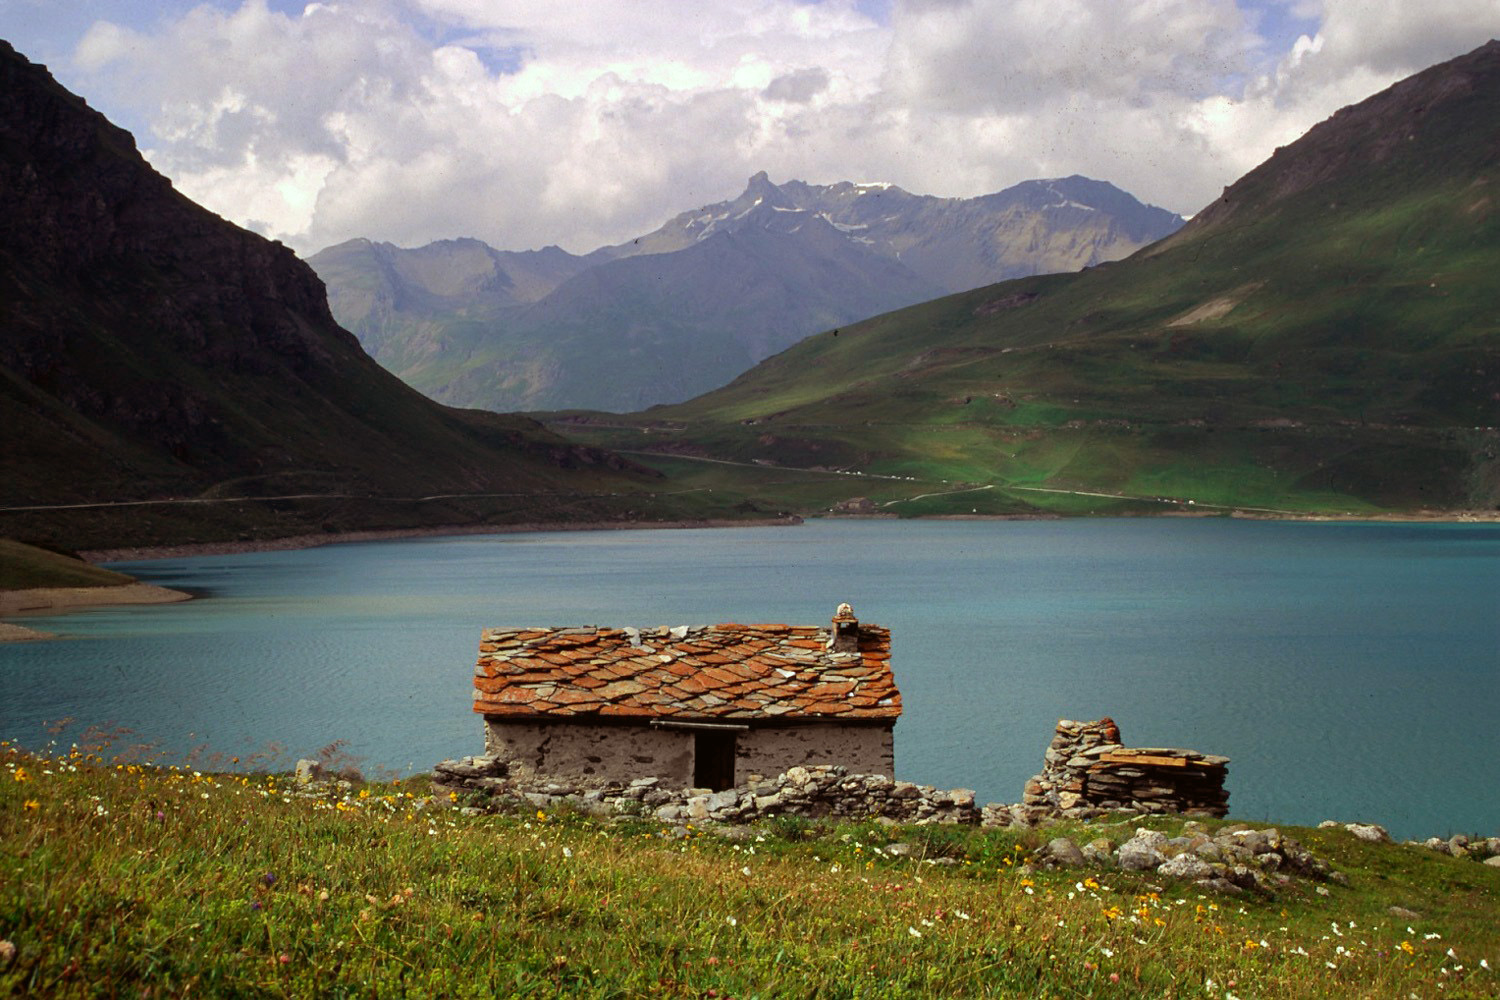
[473,622,900,721]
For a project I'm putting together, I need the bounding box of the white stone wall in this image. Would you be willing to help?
[738,724,894,780]
[482,718,895,788]
[483,720,695,787]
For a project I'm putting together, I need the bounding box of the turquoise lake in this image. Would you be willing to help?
[2,519,1496,841]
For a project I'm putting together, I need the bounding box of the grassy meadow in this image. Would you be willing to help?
[3,739,1498,998]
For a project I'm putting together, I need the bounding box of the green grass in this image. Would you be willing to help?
[0,540,133,591]
[4,741,1498,998]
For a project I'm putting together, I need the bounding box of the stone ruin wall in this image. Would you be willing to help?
[433,716,1228,828]
[432,757,979,826]
[1022,717,1229,820]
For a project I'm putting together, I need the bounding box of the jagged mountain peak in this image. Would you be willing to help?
[312,168,1183,413]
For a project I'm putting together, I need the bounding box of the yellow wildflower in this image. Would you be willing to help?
[13,768,29,783]
[24,799,39,812]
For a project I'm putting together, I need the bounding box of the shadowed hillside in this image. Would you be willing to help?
[0,40,737,550]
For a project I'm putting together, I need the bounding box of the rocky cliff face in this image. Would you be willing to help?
[309,172,1182,414]
[0,40,657,544]
[0,43,351,446]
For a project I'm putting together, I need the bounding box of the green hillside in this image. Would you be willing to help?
[0,540,133,591]
[555,41,1500,517]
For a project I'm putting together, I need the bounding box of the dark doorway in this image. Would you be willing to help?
[694,730,737,791]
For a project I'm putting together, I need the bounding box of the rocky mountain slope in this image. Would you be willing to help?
[560,41,1500,516]
[310,174,1181,413]
[0,40,711,550]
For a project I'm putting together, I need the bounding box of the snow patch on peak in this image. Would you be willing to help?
[733,196,765,221]
[817,212,869,232]
[1043,183,1096,212]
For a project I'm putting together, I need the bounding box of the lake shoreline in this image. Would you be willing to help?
[4,517,803,639]
[68,507,1500,565]
[0,582,194,641]
[76,515,806,564]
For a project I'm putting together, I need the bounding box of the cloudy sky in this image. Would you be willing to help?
[4,0,1497,256]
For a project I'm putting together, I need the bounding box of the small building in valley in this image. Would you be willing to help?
[471,604,900,791]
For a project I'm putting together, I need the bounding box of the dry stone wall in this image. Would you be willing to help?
[432,756,978,825]
[1022,718,1229,820]
[433,715,1229,828]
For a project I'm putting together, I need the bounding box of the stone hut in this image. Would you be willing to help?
[471,604,901,791]
[1023,717,1230,819]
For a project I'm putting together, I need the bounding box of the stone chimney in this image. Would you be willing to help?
[830,602,859,654]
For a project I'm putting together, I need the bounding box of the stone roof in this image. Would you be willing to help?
[473,621,900,722]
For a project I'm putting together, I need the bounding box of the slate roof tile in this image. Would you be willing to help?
[473,617,899,722]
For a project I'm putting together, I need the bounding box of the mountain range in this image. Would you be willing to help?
[558,40,1500,516]
[310,174,1182,413]
[0,40,727,551]
[5,32,1494,554]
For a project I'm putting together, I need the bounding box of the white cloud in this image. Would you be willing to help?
[57,0,1500,255]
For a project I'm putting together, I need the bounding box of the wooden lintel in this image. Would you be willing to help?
[1099,752,1188,768]
[649,720,750,732]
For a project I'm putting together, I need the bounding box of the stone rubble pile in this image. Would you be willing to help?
[1022,718,1229,821]
[287,758,356,798]
[1412,834,1500,865]
[431,755,979,825]
[1322,821,1500,866]
[1032,823,1344,895]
